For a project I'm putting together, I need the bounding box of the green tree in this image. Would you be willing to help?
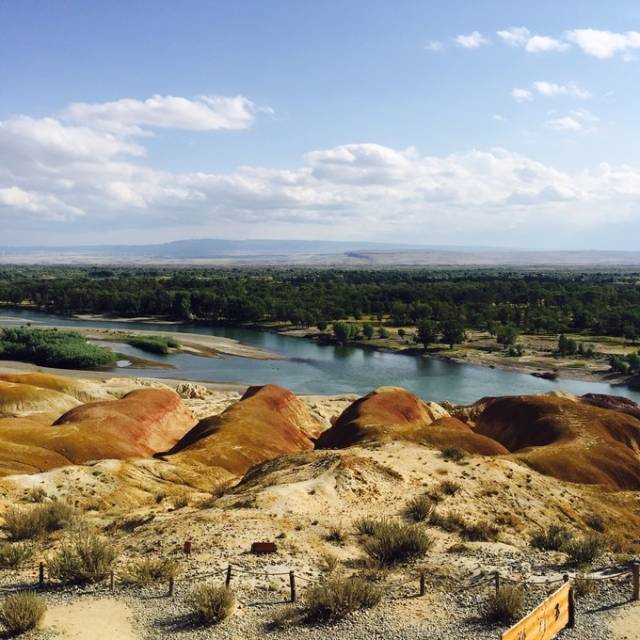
[333,322,354,344]
[416,320,438,349]
[441,319,465,349]
[363,323,374,339]
[496,324,519,347]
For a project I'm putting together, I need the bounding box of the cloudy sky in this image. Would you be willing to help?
[2,1,640,248]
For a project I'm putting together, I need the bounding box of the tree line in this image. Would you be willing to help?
[1,266,640,339]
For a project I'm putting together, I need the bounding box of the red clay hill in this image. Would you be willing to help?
[0,387,195,476]
[161,384,318,475]
[316,386,508,456]
[474,394,640,490]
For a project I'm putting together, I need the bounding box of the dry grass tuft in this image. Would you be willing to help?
[0,592,46,635]
[305,575,381,621]
[48,530,117,584]
[3,501,75,541]
[360,518,433,565]
[0,542,33,570]
[120,557,180,586]
[484,585,525,624]
[530,525,574,551]
[188,584,235,625]
[564,535,603,566]
[405,496,433,522]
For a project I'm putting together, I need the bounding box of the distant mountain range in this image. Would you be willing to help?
[2,238,640,267]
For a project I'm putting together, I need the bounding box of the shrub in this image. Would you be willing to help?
[26,487,47,503]
[574,573,596,598]
[354,517,378,536]
[0,592,46,635]
[305,576,381,621]
[318,552,339,573]
[3,501,74,540]
[0,543,33,570]
[360,518,433,565]
[120,557,180,586]
[461,521,499,542]
[441,447,466,462]
[484,585,525,624]
[584,514,606,533]
[48,531,117,584]
[325,526,345,544]
[530,526,573,552]
[189,584,235,625]
[405,496,433,522]
[564,535,603,566]
[429,510,465,532]
[439,480,461,496]
[172,494,189,510]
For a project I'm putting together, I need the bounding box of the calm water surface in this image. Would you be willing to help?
[2,308,640,405]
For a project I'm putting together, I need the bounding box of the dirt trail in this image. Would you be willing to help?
[609,604,640,639]
[42,597,138,640]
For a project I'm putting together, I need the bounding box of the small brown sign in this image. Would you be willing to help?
[251,541,277,554]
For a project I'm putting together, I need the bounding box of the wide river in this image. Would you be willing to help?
[2,308,640,405]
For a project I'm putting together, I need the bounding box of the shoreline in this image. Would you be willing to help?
[2,308,636,389]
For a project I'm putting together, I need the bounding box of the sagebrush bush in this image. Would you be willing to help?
[530,525,574,551]
[360,518,433,565]
[3,501,74,541]
[48,531,117,584]
[564,535,603,566]
[0,542,33,570]
[325,525,345,544]
[305,576,381,621]
[440,447,466,462]
[439,480,461,496]
[120,557,180,586]
[189,584,235,625]
[461,521,499,542]
[0,592,46,635]
[405,496,433,522]
[584,514,606,533]
[574,573,596,598]
[484,585,524,624]
[429,509,465,532]
[354,517,378,536]
[318,552,339,573]
[26,487,47,503]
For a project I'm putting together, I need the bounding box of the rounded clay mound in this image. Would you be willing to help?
[0,380,80,417]
[475,395,640,489]
[163,384,316,475]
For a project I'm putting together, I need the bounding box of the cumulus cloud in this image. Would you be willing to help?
[64,94,260,134]
[455,31,490,48]
[497,26,569,53]
[566,29,640,59]
[545,109,599,133]
[532,81,591,99]
[511,88,533,102]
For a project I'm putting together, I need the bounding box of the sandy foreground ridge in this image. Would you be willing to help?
[0,372,638,639]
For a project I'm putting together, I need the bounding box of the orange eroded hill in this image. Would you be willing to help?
[316,386,508,455]
[162,384,317,474]
[0,388,195,476]
[474,395,640,489]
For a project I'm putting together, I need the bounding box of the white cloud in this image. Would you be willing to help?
[525,35,570,53]
[497,26,530,47]
[455,31,490,48]
[2,99,639,239]
[545,109,599,133]
[492,114,506,122]
[64,94,260,133]
[511,88,533,102]
[566,29,640,59]
[532,81,591,99]
[424,40,443,51]
[497,26,569,53]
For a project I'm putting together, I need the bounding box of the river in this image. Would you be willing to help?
[2,308,640,405]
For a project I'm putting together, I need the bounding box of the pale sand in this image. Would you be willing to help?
[42,597,138,640]
[609,605,640,639]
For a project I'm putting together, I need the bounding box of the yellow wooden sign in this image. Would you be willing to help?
[501,582,571,640]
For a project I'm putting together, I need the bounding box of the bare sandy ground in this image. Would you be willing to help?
[42,597,138,639]
[609,605,640,639]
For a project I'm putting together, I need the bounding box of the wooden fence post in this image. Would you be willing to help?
[289,571,296,603]
[494,571,500,596]
[110,571,115,592]
[632,562,640,602]
[225,564,232,588]
[38,562,45,589]
[168,576,175,597]
[564,574,576,628]
[419,572,426,597]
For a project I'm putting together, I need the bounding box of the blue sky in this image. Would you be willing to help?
[1,1,640,248]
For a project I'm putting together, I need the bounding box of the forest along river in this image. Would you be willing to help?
[2,308,640,405]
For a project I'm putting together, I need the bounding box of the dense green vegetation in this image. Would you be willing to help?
[1,266,640,339]
[0,327,117,369]
[121,334,179,354]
